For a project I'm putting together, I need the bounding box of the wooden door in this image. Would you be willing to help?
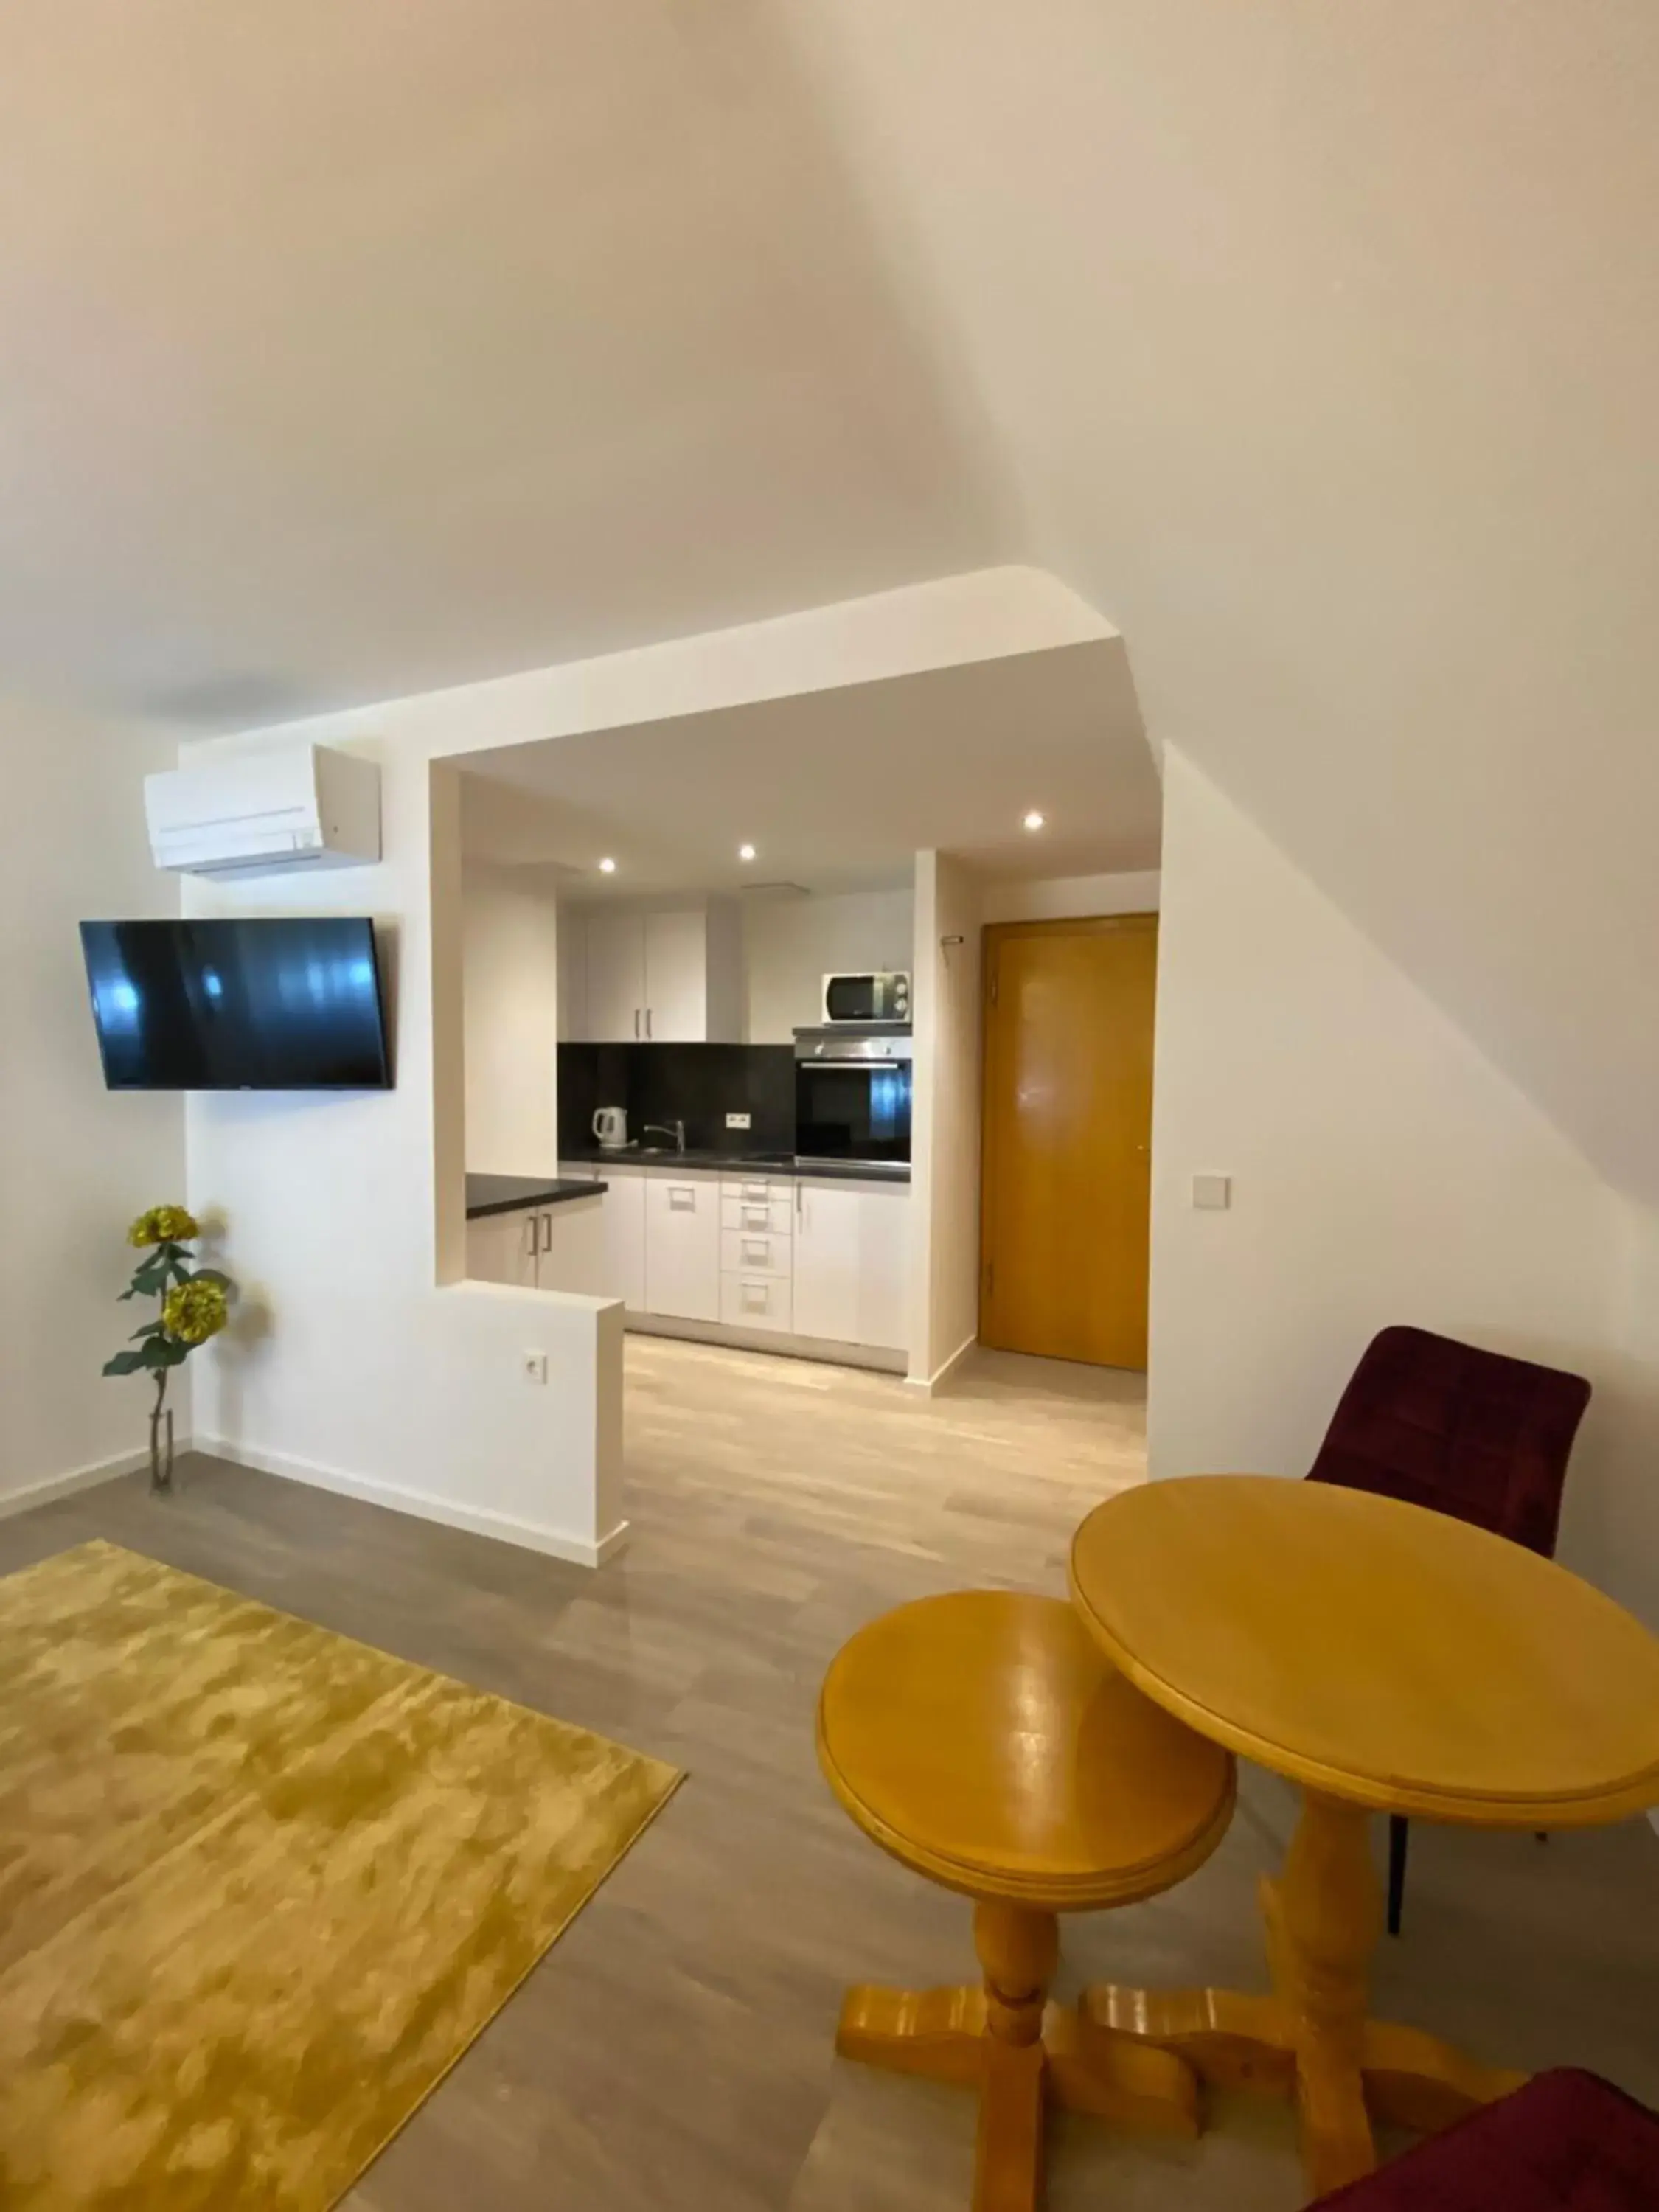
[583,914,645,1042]
[980,916,1157,1368]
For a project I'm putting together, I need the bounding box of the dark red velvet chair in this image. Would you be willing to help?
[1307,1325,1593,1934]
[1310,2069,1659,2211]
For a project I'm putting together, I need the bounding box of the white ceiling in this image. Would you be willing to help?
[0,1,1003,725]
[460,641,1159,897]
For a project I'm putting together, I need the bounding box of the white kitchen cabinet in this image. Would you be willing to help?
[720,1194,793,1238]
[641,910,706,1041]
[584,914,647,1043]
[466,1197,608,1295]
[794,1179,910,1352]
[720,1271,793,1333]
[558,1163,647,1307]
[720,1227,791,1278]
[853,1181,911,1352]
[644,1175,720,1321]
[570,904,742,1043]
[600,1167,647,1310]
[466,1208,540,1288]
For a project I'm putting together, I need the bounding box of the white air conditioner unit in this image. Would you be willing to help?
[145,745,381,880]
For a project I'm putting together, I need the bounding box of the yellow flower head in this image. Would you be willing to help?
[162,1276,229,1346]
[128,1206,200,1249]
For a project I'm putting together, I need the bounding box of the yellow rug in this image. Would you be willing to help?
[0,1539,681,2209]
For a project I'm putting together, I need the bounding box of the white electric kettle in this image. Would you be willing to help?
[592,1105,628,1150]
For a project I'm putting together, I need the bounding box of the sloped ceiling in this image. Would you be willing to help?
[4,4,1658,1198]
[779,0,1659,1206]
[0,1,1008,720]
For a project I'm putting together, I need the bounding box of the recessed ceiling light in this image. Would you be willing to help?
[598,857,617,874]
[738,844,757,862]
[1023,810,1046,832]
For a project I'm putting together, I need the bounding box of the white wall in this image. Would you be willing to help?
[1565,1203,1659,1631]
[181,751,624,1568]
[0,700,186,1512]
[180,569,1097,1558]
[1149,748,1642,1605]
[908,851,983,1386]
[462,864,560,1175]
[743,886,915,1042]
[980,869,1160,925]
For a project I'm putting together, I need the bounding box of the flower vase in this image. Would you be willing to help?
[149,1402,175,1495]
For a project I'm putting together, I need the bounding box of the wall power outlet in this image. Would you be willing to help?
[726,1112,752,1130]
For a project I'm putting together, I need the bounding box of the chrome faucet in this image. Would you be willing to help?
[643,1119,686,1155]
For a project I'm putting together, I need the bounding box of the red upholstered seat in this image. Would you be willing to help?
[1307,1324,1593,1938]
[1310,2070,1659,2210]
[1307,1324,1591,1560]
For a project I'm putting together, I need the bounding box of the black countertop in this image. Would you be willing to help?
[465,1174,608,1220]
[559,1146,911,1186]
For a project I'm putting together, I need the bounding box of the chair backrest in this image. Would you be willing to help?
[1306,1325,1591,1559]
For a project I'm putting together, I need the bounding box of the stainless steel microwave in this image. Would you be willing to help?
[822,970,911,1024]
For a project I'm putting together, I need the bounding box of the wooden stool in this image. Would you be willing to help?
[816,1591,1237,2212]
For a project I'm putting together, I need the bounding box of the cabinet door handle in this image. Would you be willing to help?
[633,1009,640,1039]
[540,1211,553,1253]
[645,1007,653,1039]
[795,1181,803,1222]
[524,1215,538,1260]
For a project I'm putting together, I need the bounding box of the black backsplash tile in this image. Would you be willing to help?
[559,1043,795,1156]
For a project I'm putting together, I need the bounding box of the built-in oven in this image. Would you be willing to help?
[821,970,911,1025]
[794,1026,912,1167]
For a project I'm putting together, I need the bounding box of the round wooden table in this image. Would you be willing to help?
[1068,1476,1659,2199]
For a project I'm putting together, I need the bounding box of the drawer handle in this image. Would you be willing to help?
[742,1239,770,1263]
[741,1280,769,1310]
[669,1186,696,1210]
[740,1183,768,1199]
[742,1206,768,1228]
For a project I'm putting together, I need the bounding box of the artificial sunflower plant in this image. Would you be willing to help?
[104,1206,234,1492]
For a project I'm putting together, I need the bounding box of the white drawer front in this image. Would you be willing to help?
[719,1273,793,1332]
[721,1173,787,1202]
[720,1228,791,1279]
[720,1195,793,1237]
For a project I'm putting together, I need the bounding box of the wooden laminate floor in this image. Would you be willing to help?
[4,1335,1656,2211]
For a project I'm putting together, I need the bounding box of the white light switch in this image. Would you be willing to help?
[726,1112,752,1130]
[1192,1174,1232,1211]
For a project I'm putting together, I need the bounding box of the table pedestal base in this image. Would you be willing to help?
[1085,1791,1528,2197]
[837,1900,1199,2212]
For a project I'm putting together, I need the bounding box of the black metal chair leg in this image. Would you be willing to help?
[1387,1813,1409,1936]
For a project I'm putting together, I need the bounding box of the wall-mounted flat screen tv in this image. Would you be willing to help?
[80,918,392,1091]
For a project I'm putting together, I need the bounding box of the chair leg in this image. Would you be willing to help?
[1386,1815,1409,1938]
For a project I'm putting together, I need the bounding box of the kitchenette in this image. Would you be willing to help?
[463,898,917,1373]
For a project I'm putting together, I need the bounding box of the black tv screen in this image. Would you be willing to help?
[80,918,392,1091]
